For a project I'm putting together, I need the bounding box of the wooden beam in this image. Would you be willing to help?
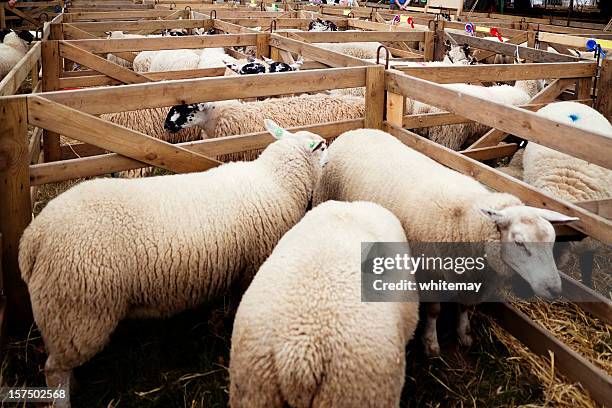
[385,71,611,170]
[472,33,528,62]
[0,97,33,329]
[396,62,597,83]
[269,34,372,68]
[384,123,612,244]
[0,43,41,97]
[29,119,364,185]
[41,41,61,162]
[595,58,611,121]
[364,65,385,129]
[446,31,580,63]
[62,24,137,63]
[467,78,574,149]
[42,67,367,114]
[575,198,612,220]
[488,303,612,408]
[28,96,221,173]
[59,42,151,84]
[461,143,518,161]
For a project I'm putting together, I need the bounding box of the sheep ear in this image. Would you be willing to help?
[264,119,291,140]
[262,56,274,64]
[526,207,579,225]
[480,208,508,226]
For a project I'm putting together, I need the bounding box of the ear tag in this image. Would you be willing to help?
[275,129,284,138]
[308,141,316,149]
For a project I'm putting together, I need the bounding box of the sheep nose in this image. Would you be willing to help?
[164,121,179,133]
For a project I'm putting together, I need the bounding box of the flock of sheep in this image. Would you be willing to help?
[6,16,612,408]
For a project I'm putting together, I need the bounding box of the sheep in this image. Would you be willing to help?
[408,80,544,150]
[308,18,338,31]
[100,107,205,177]
[313,129,578,356]
[522,102,612,287]
[148,49,201,72]
[262,56,304,72]
[318,41,383,60]
[106,31,144,68]
[197,48,236,69]
[229,200,419,408]
[0,30,34,78]
[163,94,365,161]
[330,43,475,98]
[18,120,329,407]
[224,56,303,75]
[132,50,157,72]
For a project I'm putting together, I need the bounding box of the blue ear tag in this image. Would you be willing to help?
[568,114,579,122]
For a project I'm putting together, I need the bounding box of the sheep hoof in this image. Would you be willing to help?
[424,340,440,357]
[459,333,473,347]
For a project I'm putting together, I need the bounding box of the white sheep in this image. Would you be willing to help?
[318,41,383,60]
[106,31,144,68]
[0,30,33,78]
[100,107,205,177]
[522,101,612,287]
[163,94,365,161]
[132,50,157,72]
[197,47,236,69]
[148,49,201,72]
[409,80,544,150]
[313,129,578,356]
[18,120,328,408]
[230,200,419,408]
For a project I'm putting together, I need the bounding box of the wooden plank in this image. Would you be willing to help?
[29,119,364,185]
[364,65,385,129]
[59,42,152,84]
[64,33,259,53]
[41,41,61,162]
[540,31,611,51]
[0,97,33,328]
[69,18,209,33]
[423,30,434,62]
[595,58,611,122]
[472,33,528,62]
[62,24,137,63]
[467,78,574,149]
[269,34,371,67]
[4,4,40,27]
[384,123,612,244]
[256,33,270,58]
[575,77,592,101]
[385,71,611,170]
[446,31,580,63]
[288,30,427,43]
[386,91,404,127]
[42,67,368,114]
[65,10,180,20]
[560,272,612,326]
[575,199,612,220]
[28,96,221,173]
[0,43,42,96]
[460,143,518,161]
[396,62,597,83]
[488,303,612,408]
[58,66,226,88]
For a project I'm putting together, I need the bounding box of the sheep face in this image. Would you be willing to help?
[225,60,266,75]
[481,205,578,298]
[161,29,188,36]
[17,30,34,44]
[443,41,475,65]
[262,56,304,73]
[308,19,338,32]
[164,103,211,132]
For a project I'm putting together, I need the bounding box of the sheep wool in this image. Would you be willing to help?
[524,101,612,202]
[409,80,543,150]
[230,200,419,408]
[165,94,365,161]
[100,107,204,177]
[148,49,201,72]
[19,124,328,401]
[0,32,30,78]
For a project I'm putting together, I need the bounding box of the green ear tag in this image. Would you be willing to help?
[275,129,283,137]
[308,141,316,149]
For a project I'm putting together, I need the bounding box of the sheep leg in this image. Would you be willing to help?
[45,354,74,408]
[579,251,595,288]
[423,302,441,357]
[457,304,473,347]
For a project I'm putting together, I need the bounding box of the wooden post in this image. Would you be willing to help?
[433,21,446,62]
[595,57,611,121]
[270,46,281,61]
[0,97,33,330]
[42,41,62,162]
[527,30,536,49]
[364,65,385,129]
[30,60,39,93]
[0,5,5,30]
[256,33,270,59]
[386,91,404,127]
[575,77,591,102]
[423,30,434,62]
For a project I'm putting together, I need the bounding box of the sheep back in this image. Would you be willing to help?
[230,200,418,408]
